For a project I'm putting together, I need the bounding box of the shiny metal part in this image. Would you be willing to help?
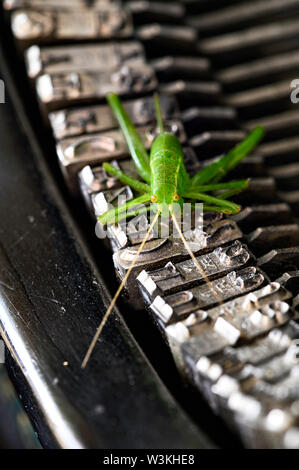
[164,282,291,367]
[185,326,294,391]
[128,1,185,25]
[258,248,299,278]
[182,321,299,444]
[137,23,197,54]
[106,211,223,253]
[181,106,237,135]
[199,18,299,66]
[276,271,299,296]
[79,161,122,214]
[79,159,141,216]
[223,300,295,341]
[232,204,292,231]
[78,145,204,221]
[188,0,299,36]
[207,282,292,321]
[225,80,295,120]
[218,49,299,93]
[269,162,299,191]
[189,130,246,160]
[152,56,211,81]
[245,109,299,143]
[235,178,277,205]
[159,80,221,108]
[247,224,299,254]
[182,146,202,176]
[7,0,299,450]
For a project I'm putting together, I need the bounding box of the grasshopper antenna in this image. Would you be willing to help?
[81,210,160,368]
[154,93,164,134]
[170,209,223,306]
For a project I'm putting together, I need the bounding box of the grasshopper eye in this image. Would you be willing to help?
[173,193,180,202]
[151,194,158,203]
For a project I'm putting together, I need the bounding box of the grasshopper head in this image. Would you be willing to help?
[151,194,183,218]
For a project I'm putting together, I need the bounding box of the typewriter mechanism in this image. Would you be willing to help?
[1,0,299,451]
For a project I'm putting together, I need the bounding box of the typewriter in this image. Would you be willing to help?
[1,0,299,450]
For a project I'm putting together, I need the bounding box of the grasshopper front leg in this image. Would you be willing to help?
[98,193,151,225]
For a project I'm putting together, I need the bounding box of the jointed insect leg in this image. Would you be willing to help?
[98,193,151,225]
[202,204,240,214]
[103,162,150,194]
[190,126,265,187]
[182,190,241,214]
[107,94,151,184]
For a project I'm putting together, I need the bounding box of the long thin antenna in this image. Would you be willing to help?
[171,210,223,306]
[81,211,160,368]
[154,93,164,134]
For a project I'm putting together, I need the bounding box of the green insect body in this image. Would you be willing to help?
[99,93,265,225]
[83,94,265,368]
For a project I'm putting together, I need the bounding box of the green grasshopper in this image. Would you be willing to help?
[81,93,264,368]
[98,93,264,225]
